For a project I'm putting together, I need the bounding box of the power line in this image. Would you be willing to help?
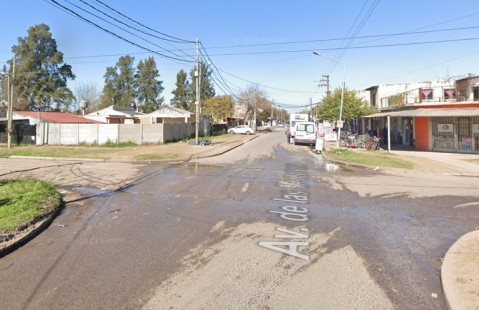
[46,0,194,63]
[218,69,320,94]
[62,24,479,60]
[77,0,188,44]
[84,0,195,61]
[199,42,240,99]
[325,0,371,73]
[202,36,479,56]
[93,0,194,43]
[203,24,479,50]
[325,0,380,74]
[62,0,188,60]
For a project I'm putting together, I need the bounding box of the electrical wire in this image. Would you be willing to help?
[201,36,479,56]
[325,0,380,74]
[93,0,194,43]
[83,0,195,62]
[46,0,194,63]
[215,67,320,94]
[62,0,188,60]
[199,43,240,99]
[203,24,479,50]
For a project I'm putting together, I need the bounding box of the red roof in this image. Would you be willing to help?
[15,111,103,124]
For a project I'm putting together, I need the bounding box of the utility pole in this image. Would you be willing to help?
[195,38,200,145]
[319,75,330,96]
[310,98,313,121]
[253,99,257,130]
[279,105,282,123]
[271,99,274,126]
[7,58,15,149]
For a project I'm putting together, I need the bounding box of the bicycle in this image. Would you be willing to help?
[365,136,381,150]
[339,132,358,149]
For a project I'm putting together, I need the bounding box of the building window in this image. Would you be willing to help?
[444,89,456,100]
[421,89,433,100]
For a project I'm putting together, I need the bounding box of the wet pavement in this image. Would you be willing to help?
[0,129,478,309]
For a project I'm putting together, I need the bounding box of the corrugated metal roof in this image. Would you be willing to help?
[14,111,104,123]
[363,108,479,118]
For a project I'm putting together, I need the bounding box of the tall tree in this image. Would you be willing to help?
[135,57,164,113]
[171,69,191,110]
[101,55,135,108]
[236,84,269,124]
[317,88,377,122]
[11,23,75,111]
[189,61,215,104]
[202,95,234,123]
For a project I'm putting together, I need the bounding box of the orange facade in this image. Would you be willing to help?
[414,117,429,151]
[412,103,479,151]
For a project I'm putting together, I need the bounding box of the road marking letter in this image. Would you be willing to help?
[259,228,309,260]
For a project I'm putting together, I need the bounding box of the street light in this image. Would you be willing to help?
[312,51,345,149]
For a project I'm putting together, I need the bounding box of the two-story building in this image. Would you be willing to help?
[363,76,479,153]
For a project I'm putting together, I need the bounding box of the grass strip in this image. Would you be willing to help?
[135,153,180,160]
[0,178,61,231]
[325,149,414,169]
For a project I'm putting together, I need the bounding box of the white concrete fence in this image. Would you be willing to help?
[35,122,208,145]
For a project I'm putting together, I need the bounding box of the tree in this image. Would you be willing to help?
[101,55,135,108]
[236,84,270,126]
[202,95,234,123]
[75,82,101,114]
[135,57,164,113]
[11,23,75,111]
[317,88,377,122]
[171,69,191,110]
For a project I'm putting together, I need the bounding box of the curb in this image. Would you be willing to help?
[0,200,64,259]
[188,134,261,160]
[10,155,105,162]
[441,230,479,310]
[321,150,382,171]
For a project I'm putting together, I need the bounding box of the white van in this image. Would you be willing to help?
[294,122,316,145]
[289,113,309,138]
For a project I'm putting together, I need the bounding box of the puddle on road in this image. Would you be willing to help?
[325,163,340,171]
[72,186,115,197]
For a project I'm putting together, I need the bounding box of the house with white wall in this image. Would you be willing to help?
[140,105,195,124]
[85,105,145,124]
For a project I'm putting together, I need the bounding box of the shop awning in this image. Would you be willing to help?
[363,107,479,118]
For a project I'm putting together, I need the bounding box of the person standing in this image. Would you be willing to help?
[285,127,291,143]
[383,126,388,145]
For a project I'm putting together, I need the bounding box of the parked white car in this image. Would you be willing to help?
[228,125,255,135]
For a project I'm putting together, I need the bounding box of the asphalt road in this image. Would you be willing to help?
[1,130,478,309]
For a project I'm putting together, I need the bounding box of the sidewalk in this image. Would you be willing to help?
[323,141,479,310]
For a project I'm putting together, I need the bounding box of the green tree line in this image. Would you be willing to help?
[1,23,374,124]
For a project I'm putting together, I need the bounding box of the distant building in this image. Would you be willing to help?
[140,105,196,124]
[85,105,145,124]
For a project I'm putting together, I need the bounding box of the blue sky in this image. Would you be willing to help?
[1,0,479,111]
